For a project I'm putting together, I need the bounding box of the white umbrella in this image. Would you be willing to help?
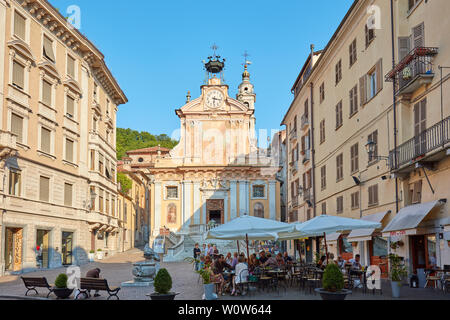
[205,215,295,258]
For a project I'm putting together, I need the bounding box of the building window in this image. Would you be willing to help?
[14,10,26,40]
[321,202,327,215]
[105,193,110,215]
[365,24,375,48]
[335,59,342,85]
[350,143,359,173]
[351,192,360,210]
[319,82,325,103]
[99,189,104,213]
[320,119,325,144]
[65,138,74,163]
[410,180,422,204]
[254,202,264,218]
[90,150,95,170]
[40,127,51,154]
[105,159,111,179]
[167,203,177,224]
[39,176,50,202]
[360,59,383,105]
[349,38,357,67]
[320,166,326,190]
[67,55,75,78]
[336,196,344,214]
[336,153,343,181]
[66,95,75,118]
[93,83,98,102]
[42,79,52,106]
[64,183,73,207]
[98,153,104,174]
[412,23,425,48]
[112,197,116,217]
[349,85,358,117]
[43,35,55,62]
[9,169,21,196]
[90,186,96,210]
[368,130,378,164]
[368,184,379,207]
[289,210,298,223]
[253,185,265,198]
[335,101,343,129]
[11,113,23,143]
[166,186,178,199]
[12,61,25,90]
[408,0,421,11]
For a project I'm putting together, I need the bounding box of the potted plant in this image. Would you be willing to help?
[315,263,352,300]
[148,268,178,300]
[389,254,408,298]
[196,268,217,300]
[88,250,95,262]
[97,248,103,260]
[53,273,74,299]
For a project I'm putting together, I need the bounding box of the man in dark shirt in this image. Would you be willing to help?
[85,268,101,297]
[283,252,293,264]
[193,243,201,271]
[258,251,268,264]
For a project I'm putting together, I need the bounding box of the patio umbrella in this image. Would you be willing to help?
[205,215,295,259]
[278,215,382,263]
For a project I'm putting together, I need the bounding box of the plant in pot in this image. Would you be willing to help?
[53,273,74,299]
[196,268,217,300]
[148,268,178,300]
[88,250,95,262]
[315,263,352,300]
[389,253,408,298]
[96,248,103,260]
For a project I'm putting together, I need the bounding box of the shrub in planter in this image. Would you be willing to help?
[53,273,73,299]
[389,254,408,298]
[196,268,212,285]
[196,268,217,300]
[148,268,177,300]
[55,273,68,288]
[322,263,344,292]
[90,250,95,254]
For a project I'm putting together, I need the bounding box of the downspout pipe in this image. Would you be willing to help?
[309,44,317,219]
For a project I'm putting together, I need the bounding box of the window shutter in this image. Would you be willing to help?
[42,80,52,106]
[14,11,26,40]
[408,0,415,10]
[359,75,366,106]
[39,176,50,202]
[41,127,51,153]
[43,36,55,62]
[66,96,75,117]
[65,139,74,162]
[67,55,75,78]
[376,59,383,93]
[64,183,73,206]
[413,23,424,48]
[11,113,23,143]
[398,37,411,60]
[12,61,25,89]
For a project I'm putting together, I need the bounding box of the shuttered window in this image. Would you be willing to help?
[106,193,110,215]
[64,183,73,206]
[336,153,343,181]
[90,150,95,170]
[412,23,424,48]
[99,189,104,213]
[12,61,25,89]
[321,166,326,190]
[365,24,375,47]
[90,186,96,210]
[319,82,325,103]
[349,85,358,116]
[361,59,383,104]
[14,11,26,40]
[368,184,379,206]
[43,36,55,62]
[11,113,23,143]
[42,79,52,106]
[398,37,411,61]
[65,138,74,163]
[359,74,367,106]
[335,59,342,85]
[350,143,359,173]
[98,153,104,174]
[411,180,422,204]
[39,176,50,202]
[351,192,360,209]
[349,39,357,66]
[112,197,116,217]
[9,170,21,196]
[414,98,427,156]
[368,130,378,163]
[320,119,325,144]
[335,101,343,129]
[66,96,75,117]
[67,55,75,78]
[321,202,327,215]
[375,59,383,93]
[337,196,344,214]
[40,127,51,153]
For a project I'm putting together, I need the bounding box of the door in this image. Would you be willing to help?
[36,230,50,269]
[414,99,427,157]
[305,238,313,263]
[411,235,426,273]
[339,236,354,261]
[62,232,73,266]
[369,236,388,278]
[206,199,224,225]
[4,228,23,272]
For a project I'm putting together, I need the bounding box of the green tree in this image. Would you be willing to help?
[117,172,132,194]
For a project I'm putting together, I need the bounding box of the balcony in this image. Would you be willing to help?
[389,116,450,171]
[290,160,298,174]
[292,195,298,208]
[302,149,311,164]
[289,128,297,141]
[385,47,438,96]
[303,188,311,202]
[301,114,309,130]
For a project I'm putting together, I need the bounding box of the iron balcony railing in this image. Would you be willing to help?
[290,128,297,140]
[385,47,438,94]
[389,116,450,170]
[292,195,298,207]
[303,188,311,202]
[301,114,309,129]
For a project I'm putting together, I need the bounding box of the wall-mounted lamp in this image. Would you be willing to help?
[352,176,361,185]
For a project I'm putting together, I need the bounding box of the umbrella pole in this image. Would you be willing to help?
[323,232,329,265]
[297,240,302,263]
[246,234,250,261]
[237,240,240,254]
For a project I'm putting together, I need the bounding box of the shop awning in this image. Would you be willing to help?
[325,232,341,242]
[382,200,442,237]
[347,211,391,242]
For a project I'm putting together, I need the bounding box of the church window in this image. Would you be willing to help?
[253,202,264,218]
[252,185,265,198]
[138,157,144,163]
[167,203,177,224]
[166,186,178,199]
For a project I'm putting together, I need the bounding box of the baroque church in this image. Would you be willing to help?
[145,54,281,242]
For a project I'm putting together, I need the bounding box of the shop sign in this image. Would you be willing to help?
[390,230,406,237]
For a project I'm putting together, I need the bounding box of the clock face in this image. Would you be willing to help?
[205,90,224,109]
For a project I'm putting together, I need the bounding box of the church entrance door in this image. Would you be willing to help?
[206,199,224,225]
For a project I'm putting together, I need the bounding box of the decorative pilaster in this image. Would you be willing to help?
[229,180,238,220]
[154,182,162,235]
[193,182,201,225]
[269,181,277,220]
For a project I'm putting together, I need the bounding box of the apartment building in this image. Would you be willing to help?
[0,0,127,275]
[282,0,450,274]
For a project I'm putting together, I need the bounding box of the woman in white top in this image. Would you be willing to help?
[231,256,249,296]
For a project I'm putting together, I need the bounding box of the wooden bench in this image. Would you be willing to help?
[21,277,54,298]
[75,277,120,300]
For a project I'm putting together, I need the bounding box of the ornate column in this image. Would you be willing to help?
[193,181,201,225]
[182,181,192,230]
[239,180,249,216]
[229,180,238,220]
[269,181,277,220]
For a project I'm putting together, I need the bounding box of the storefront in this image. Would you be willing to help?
[36,229,50,269]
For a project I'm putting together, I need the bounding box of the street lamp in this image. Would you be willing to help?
[365,138,390,166]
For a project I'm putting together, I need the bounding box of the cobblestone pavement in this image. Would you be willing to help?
[1,249,449,300]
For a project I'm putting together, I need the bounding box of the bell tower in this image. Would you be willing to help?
[237,64,256,110]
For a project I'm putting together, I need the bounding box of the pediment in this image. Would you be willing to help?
[7,39,35,63]
[62,77,82,95]
[37,60,61,80]
[179,97,248,114]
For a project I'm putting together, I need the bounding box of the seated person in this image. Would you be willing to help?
[276,253,285,267]
[258,250,268,265]
[231,256,249,296]
[349,254,364,287]
[211,254,233,295]
[263,253,278,269]
[317,255,326,270]
[337,256,346,269]
[231,252,239,269]
[225,252,233,266]
[283,252,293,264]
[204,255,213,269]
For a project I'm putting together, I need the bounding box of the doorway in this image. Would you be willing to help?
[62,232,73,266]
[206,199,224,225]
[36,230,50,269]
[369,236,388,278]
[4,227,23,272]
[411,235,426,273]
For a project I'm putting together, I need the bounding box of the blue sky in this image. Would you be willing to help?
[50,0,353,138]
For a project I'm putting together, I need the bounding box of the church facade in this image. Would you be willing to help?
[147,57,281,240]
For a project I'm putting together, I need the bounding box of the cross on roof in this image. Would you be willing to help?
[211,43,219,57]
[242,50,252,66]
